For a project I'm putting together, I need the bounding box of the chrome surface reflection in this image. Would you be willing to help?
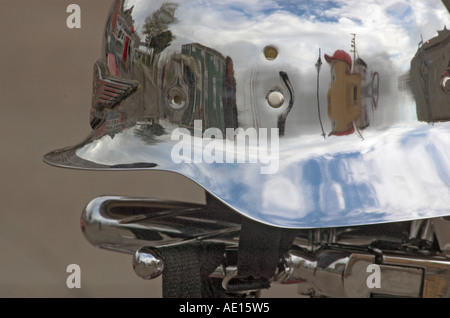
[83,195,450,297]
[45,0,450,228]
[133,247,165,279]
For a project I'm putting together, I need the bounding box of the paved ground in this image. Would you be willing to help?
[0,0,298,298]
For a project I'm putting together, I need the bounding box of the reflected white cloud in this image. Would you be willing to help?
[262,177,307,218]
[170,0,447,72]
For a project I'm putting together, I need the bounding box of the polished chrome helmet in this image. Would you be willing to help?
[44,0,450,229]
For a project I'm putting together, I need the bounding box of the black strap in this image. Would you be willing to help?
[235,218,297,286]
[159,242,225,298]
[159,218,297,296]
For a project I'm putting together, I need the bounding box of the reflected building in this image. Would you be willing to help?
[181,43,227,132]
[92,111,127,140]
[106,2,139,76]
[90,1,181,142]
[223,57,239,132]
[161,43,238,135]
[89,0,141,133]
[411,27,450,123]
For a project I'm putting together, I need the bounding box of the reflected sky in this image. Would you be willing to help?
[125,0,449,70]
[165,0,448,71]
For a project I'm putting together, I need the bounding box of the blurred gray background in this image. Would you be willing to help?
[0,0,297,298]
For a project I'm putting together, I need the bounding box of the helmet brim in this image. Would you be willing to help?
[43,122,450,229]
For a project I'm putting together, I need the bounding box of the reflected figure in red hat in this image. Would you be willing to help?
[325,49,362,136]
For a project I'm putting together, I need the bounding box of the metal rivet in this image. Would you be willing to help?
[263,46,278,60]
[267,91,285,108]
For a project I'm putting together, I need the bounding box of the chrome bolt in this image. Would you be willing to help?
[132,247,164,280]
